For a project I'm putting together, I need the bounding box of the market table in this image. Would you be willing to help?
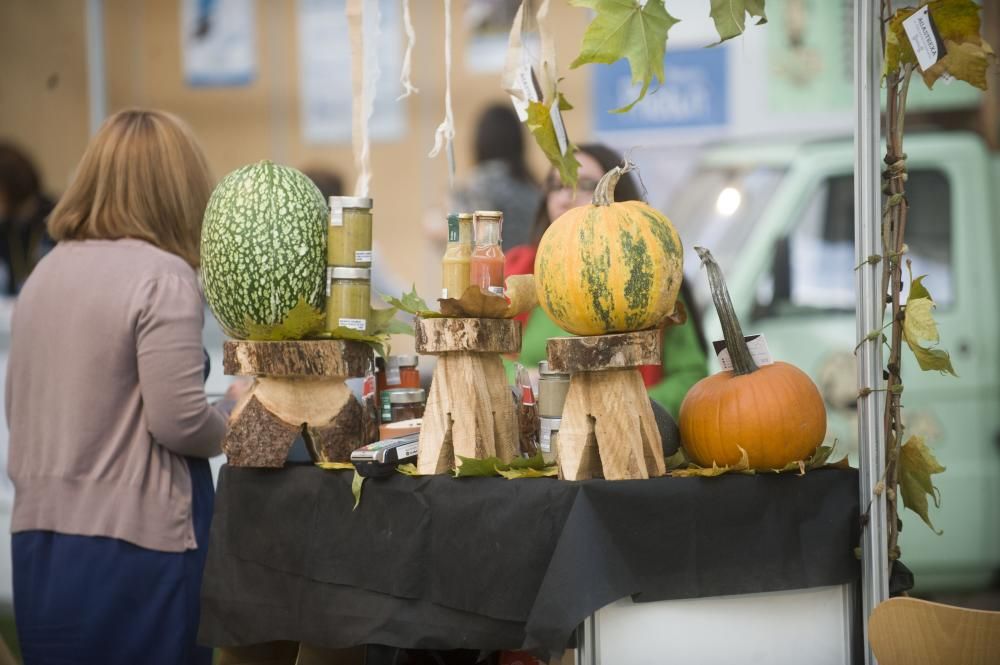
[199,464,860,660]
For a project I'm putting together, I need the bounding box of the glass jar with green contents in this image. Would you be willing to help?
[326,267,371,332]
[328,196,373,267]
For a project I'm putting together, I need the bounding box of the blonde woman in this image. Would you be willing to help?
[6,109,227,664]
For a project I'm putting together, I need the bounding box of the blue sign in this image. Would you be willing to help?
[592,46,728,132]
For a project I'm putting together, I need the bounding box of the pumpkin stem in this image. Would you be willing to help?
[592,161,636,207]
[695,246,758,376]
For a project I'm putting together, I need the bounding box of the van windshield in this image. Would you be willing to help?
[670,165,786,288]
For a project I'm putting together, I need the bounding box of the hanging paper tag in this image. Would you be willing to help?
[902,6,946,72]
[510,63,542,121]
[549,101,569,157]
[713,334,774,371]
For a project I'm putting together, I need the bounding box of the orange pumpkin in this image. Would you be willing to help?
[679,247,827,470]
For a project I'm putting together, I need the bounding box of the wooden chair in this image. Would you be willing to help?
[868,596,1000,665]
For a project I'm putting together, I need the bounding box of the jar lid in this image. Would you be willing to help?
[538,361,569,377]
[389,354,419,368]
[387,388,426,404]
[473,210,503,220]
[456,212,474,221]
[330,267,371,280]
[329,196,373,210]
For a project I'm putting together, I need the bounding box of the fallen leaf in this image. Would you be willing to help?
[669,446,753,477]
[245,297,325,341]
[319,327,389,360]
[497,466,558,479]
[383,285,443,318]
[708,0,767,45]
[439,278,537,319]
[526,98,580,189]
[351,470,365,510]
[502,274,539,318]
[453,453,555,479]
[898,435,946,533]
[395,463,421,476]
[369,306,400,335]
[453,456,505,478]
[316,462,355,471]
[570,0,680,113]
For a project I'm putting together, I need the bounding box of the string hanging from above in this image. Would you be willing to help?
[346,0,381,198]
[427,0,455,188]
[397,0,418,100]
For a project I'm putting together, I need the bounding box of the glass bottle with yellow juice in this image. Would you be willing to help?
[441,212,473,299]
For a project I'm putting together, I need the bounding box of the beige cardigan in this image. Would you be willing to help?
[6,239,226,552]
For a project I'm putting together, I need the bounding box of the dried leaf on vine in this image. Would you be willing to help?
[526,97,580,188]
[902,274,957,376]
[899,435,946,533]
[885,0,996,89]
[708,0,767,45]
[569,0,679,113]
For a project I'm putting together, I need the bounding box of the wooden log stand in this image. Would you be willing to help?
[547,329,665,481]
[415,317,521,474]
[222,339,372,467]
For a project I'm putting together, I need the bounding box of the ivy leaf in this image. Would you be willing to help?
[570,0,679,113]
[245,297,325,341]
[899,435,946,533]
[902,273,957,376]
[383,284,442,318]
[351,470,365,510]
[526,99,580,188]
[885,0,995,89]
[708,0,767,45]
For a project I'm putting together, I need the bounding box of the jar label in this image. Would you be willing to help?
[487,286,504,296]
[338,318,367,332]
[355,250,372,263]
[380,392,392,423]
[441,288,448,299]
[330,207,344,227]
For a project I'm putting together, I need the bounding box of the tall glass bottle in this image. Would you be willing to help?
[441,213,473,299]
[469,210,505,296]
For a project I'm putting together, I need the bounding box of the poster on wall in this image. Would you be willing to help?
[297,0,406,144]
[591,46,728,133]
[181,0,256,86]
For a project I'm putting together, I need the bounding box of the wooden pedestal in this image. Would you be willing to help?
[415,317,521,475]
[222,339,372,467]
[547,330,666,481]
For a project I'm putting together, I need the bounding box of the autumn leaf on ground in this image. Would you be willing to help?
[383,285,443,318]
[526,97,580,188]
[453,453,555,479]
[570,0,679,113]
[902,273,957,376]
[669,446,754,477]
[899,435,946,533]
[453,456,505,478]
[708,0,767,45]
[885,0,995,89]
[245,297,325,341]
[497,466,558,479]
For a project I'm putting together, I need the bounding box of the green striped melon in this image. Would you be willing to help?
[534,165,683,336]
[201,161,328,339]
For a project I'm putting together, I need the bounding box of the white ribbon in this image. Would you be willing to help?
[347,0,380,198]
[397,0,418,100]
[428,0,455,186]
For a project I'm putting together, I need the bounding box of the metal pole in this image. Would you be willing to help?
[853,1,888,663]
[86,0,107,135]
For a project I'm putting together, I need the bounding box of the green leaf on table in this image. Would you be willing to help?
[396,463,421,476]
[453,454,556,479]
[383,284,443,318]
[497,466,558,479]
[245,297,325,341]
[506,453,548,470]
[454,456,505,478]
[899,435,946,533]
[570,0,680,113]
[351,470,366,510]
[526,98,580,188]
[319,327,389,360]
[369,306,399,335]
[885,0,995,89]
[708,0,767,45]
[316,462,355,471]
[902,272,957,376]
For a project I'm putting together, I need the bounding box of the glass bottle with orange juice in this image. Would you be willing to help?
[469,210,504,296]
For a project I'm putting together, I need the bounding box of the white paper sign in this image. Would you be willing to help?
[713,334,774,371]
[902,6,945,72]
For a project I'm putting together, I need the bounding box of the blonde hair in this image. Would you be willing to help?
[48,109,213,267]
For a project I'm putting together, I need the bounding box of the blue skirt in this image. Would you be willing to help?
[12,458,215,665]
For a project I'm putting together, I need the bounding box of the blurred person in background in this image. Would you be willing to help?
[6,109,237,665]
[505,144,709,418]
[452,103,542,251]
[0,143,55,296]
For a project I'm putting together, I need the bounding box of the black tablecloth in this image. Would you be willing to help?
[199,465,860,657]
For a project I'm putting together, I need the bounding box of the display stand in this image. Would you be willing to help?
[547,330,665,481]
[415,317,521,474]
[222,339,372,467]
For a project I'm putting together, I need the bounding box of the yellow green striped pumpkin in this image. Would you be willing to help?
[534,165,684,336]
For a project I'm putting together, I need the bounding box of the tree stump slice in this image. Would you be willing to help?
[223,339,372,378]
[415,317,521,355]
[558,369,664,480]
[417,352,519,474]
[546,329,662,374]
[223,378,362,467]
